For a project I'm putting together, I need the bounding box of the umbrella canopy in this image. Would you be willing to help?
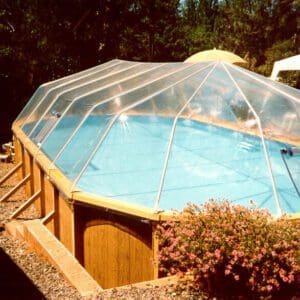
[185,48,247,66]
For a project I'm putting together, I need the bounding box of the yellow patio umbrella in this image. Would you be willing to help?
[185,48,247,66]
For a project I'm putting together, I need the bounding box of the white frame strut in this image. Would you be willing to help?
[223,62,282,217]
[154,63,217,211]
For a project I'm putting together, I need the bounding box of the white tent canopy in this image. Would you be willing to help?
[270,54,300,80]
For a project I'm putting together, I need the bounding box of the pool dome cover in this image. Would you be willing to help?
[14,60,300,216]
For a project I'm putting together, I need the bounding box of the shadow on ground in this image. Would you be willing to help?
[0,247,45,300]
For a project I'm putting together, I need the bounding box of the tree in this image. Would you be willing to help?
[0,0,299,144]
[0,0,102,143]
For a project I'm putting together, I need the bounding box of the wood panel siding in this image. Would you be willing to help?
[32,161,43,216]
[23,150,33,197]
[57,194,74,254]
[43,175,56,233]
[75,205,154,288]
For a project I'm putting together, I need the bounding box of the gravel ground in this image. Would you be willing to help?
[0,161,201,299]
[0,161,82,299]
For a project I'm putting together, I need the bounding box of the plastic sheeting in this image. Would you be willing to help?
[15,59,300,215]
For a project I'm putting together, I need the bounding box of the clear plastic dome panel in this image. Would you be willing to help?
[182,64,242,123]
[19,59,119,131]
[41,63,190,161]
[158,119,283,213]
[226,65,300,139]
[77,116,174,207]
[55,63,211,182]
[41,112,86,160]
[15,60,300,216]
[228,64,300,101]
[181,64,258,133]
[28,62,153,141]
[53,114,112,178]
[24,61,130,132]
[127,65,212,117]
[75,66,212,205]
[16,86,47,129]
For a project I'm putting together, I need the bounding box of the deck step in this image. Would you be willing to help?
[22,220,101,297]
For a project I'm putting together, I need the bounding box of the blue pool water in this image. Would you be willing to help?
[38,116,300,215]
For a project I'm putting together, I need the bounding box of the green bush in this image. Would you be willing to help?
[157,200,300,299]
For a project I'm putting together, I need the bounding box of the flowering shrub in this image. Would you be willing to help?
[157,200,300,299]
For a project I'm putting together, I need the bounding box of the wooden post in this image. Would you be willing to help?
[152,222,159,279]
[32,160,43,217]
[23,150,33,197]
[56,194,74,254]
[43,176,56,233]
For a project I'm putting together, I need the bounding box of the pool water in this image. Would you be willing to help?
[40,116,300,216]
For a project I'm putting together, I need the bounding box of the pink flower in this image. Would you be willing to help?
[283,241,289,249]
[225,269,231,275]
[288,273,294,282]
[257,253,263,260]
[188,253,196,260]
[279,268,286,277]
[202,264,209,272]
[214,249,221,259]
[232,250,238,256]
[169,252,179,259]
[238,251,244,257]
[234,274,240,281]
[266,285,273,292]
[186,229,195,237]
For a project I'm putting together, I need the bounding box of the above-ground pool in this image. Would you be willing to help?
[11,60,300,289]
[38,115,300,216]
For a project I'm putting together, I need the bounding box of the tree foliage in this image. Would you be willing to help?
[0,0,298,143]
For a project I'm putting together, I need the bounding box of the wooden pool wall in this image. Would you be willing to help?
[12,125,160,289]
